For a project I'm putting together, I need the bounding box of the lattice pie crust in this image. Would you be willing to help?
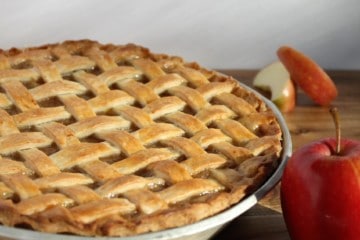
[0,40,282,236]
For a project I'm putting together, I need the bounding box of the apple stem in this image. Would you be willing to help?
[329,106,341,154]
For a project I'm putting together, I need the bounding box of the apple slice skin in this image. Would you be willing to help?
[281,138,360,240]
[277,46,338,106]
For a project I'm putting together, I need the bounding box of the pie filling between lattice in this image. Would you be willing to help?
[0,40,282,236]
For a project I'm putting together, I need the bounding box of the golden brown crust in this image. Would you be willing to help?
[0,40,282,236]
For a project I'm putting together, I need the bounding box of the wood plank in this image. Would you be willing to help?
[214,214,290,240]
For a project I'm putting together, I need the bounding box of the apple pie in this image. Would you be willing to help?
[0,40,282,236]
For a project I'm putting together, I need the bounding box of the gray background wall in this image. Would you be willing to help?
[1,0,359,69]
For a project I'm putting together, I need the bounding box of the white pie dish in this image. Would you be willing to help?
[0,79,292,240]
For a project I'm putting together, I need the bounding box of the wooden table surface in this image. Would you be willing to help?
[214,70,360,240]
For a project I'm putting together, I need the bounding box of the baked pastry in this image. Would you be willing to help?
[0,40,282,236]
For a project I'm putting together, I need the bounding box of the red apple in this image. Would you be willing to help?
[277,46,338,106]
[281,107,360,240]
[253,61,296,113]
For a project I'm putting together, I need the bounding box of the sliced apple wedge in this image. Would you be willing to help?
[277,46,337,106]
[253,61,296,113]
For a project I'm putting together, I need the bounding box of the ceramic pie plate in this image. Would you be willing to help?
[0,79,292,240]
